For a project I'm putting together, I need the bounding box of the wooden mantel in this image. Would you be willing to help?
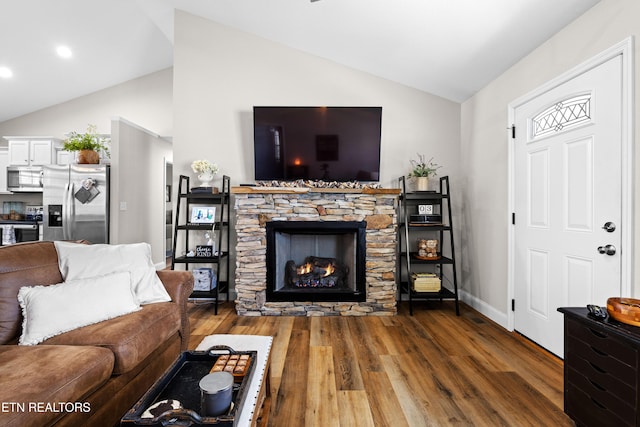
[231,186,401,195]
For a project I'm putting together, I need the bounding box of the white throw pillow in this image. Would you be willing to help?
[18,271,140,346]
[54,241,171,305]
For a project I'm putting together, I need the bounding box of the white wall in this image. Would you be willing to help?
[0,68,173,140]
[110,118,172,267]
[460,0,640,326]
[173,10,461,191]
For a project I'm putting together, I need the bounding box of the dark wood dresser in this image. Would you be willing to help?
[558,307,639,427]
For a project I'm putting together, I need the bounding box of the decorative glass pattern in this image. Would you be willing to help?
[532,94,591,138]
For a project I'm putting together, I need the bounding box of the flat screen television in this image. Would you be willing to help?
[253,106,382,182]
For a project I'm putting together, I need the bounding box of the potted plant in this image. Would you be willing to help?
[63,124,110,164]
[408,153,441,191]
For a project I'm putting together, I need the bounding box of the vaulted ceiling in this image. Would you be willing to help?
[0,0,600,123]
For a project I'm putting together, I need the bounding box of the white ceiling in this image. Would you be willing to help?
[0,0,600,123]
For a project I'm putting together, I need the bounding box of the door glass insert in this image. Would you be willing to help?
[531,93,592,139]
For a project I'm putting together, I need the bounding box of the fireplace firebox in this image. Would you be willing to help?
[266,221,366,302]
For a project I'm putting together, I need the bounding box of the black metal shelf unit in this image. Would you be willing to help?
[171,175,231,314]
[398,175,459,315]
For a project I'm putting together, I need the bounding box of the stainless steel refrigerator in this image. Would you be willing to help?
[43,164,110,243]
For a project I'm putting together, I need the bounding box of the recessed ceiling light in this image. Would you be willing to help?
[56,46,73,58]
[0,67,12,78]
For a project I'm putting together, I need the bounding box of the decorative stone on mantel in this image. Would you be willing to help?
[233,186,401,316]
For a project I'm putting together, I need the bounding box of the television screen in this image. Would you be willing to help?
[253,106,382,182]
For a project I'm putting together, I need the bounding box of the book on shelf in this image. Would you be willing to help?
[190,186,219,194]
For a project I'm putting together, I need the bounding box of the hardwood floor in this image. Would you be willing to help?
[187,300,574,427]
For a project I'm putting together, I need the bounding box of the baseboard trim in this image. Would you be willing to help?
[459,289,509,330]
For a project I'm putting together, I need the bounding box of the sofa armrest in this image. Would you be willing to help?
[156,270,194,351]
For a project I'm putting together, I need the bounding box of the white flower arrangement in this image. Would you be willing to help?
[191,160,219,175]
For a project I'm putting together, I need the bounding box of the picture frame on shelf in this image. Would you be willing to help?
[190,206,216,224]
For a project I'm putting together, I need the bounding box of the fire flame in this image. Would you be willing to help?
[323,263,335,276]
[296,262,335,277]
[297,263,312,275]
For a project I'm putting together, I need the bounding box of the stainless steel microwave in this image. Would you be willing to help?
[6,166,44,192]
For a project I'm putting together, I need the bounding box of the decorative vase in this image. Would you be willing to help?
[77,149,100,164]
[416,176,429,191]
[198,173,214,187]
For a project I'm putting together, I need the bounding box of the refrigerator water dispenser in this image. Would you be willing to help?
[48,205,63,227]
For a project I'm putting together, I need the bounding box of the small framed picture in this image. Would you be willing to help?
[190,206,216,223]
[418,204,433,215]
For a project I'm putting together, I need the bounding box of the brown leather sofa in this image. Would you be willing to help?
[0,241,194,427]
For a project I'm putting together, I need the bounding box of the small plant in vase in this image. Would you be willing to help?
[408,153,441,191]
[191,159,219,188]
[63,124,110,164]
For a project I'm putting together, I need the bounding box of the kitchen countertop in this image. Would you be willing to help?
[0,219,41,225]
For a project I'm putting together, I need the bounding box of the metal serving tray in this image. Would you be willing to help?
[120,346,256,427]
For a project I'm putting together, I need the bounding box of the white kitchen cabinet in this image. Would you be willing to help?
[8,140,29,165]
[6,138,60,166]
[56,149,72,165]
[30,140,54,165]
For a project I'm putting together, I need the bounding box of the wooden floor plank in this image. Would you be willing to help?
[271,328,310,423]
[372,322,407,356]
[361,370,411,427]
[443,355,524,427]
[387,351,473,425]
[337,390,375,427]
[420,307,566,406]
[346,317,384,373]
[310,316,332,347]
[450,354,571,427]
[186,301,572,426]
[267,316,294,396]
[328,317,365,391]
[305,346,340,426]
[380,354,442,426]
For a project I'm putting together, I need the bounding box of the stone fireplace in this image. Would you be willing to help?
[233,187,400,316]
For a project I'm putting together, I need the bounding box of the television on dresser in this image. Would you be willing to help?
[253,106,382,182]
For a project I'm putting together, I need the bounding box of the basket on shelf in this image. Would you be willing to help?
[411,273,441,292]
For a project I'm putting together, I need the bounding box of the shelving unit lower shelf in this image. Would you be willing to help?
[398,280,458,297]
[171,175,231,315]
[397,175,460,315]
[172,253,230,299]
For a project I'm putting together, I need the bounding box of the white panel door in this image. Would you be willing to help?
[513,55,622,357]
